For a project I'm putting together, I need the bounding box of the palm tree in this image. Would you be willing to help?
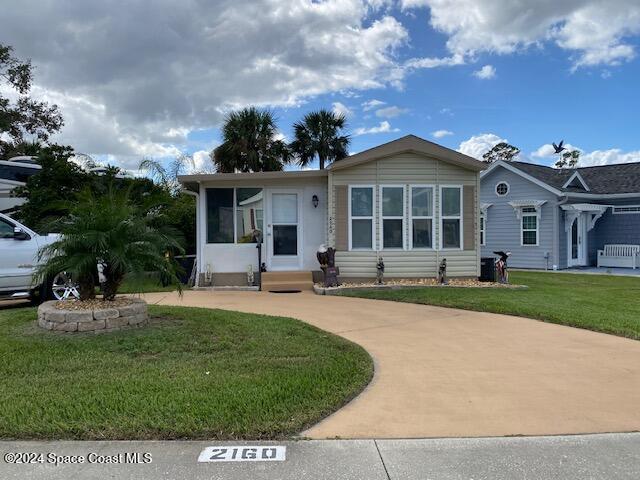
[36,187,184,301]
[211,107,290,173]
[290,109,350,170]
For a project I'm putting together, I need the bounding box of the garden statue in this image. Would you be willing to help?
[376,257,385,285]
[494,251,511,284]
[317,244,340,287]
[437,258,448,285]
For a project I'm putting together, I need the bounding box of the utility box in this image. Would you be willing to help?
[479,257,496,282]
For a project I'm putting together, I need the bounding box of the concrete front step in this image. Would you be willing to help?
[262,271,313,291]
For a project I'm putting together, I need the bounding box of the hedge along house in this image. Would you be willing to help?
[480,159,640,270]
[179,135,486,287]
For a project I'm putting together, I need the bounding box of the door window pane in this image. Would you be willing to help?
[383,219,403,248]
[272,194,297,223]
[382,187,403,216]
[411,187,432,217]
[442,187,461,216]
[273,225,297,255]
[352,219,373,249]
[442,218,460,248]
[0,219,14,238]
[206,188,234,243]
[351,188,373,217]
[571,219,578,258]
[236,188,263,243]
[412,218,432,248]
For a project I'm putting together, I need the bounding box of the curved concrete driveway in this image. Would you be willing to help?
[142,290,640,439]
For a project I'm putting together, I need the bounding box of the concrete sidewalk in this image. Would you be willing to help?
[1,434,638,479]
[141,290,640,439]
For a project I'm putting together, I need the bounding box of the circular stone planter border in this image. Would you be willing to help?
[37,298,148,333]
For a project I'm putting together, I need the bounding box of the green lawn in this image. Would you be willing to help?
[340,271,640,340]
[0,305,372,440]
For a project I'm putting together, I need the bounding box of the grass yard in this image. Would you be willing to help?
[0,305,372,440]
[340,271,640,340]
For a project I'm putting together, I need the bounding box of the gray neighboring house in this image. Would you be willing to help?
[480,160,640,270]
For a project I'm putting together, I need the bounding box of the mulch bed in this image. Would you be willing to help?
[54,298,135,310]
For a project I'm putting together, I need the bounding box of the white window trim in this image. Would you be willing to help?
[206,186,265,245]
[495,181,510,197]
[439,185,463,251]
[612,205,640,215]
[521,208,539,247]
[379,185,407,250]
[409,184,435,250]
[348,185,376,251]
[480,213,486,246]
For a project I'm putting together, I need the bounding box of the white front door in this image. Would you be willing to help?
[267,190,302,270]
[567,213,588,267]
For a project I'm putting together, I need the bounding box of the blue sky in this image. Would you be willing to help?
[4,0,640,171]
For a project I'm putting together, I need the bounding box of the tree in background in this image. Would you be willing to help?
[0,44,63,158]
[290,109,350,170]
[482,142,520,163]
[555,149,581,168]
[211,107,290,173]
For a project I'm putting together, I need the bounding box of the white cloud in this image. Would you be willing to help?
[532,142,640,166]
[375,105,408,118]
[191,150,214,173]
[401,0,640,69]
[473,65,496,79]
[362,99,386,111]
[432,129,453,139]
[531,142,580,159]
[458,133,507,159]
[354,121,399,136]
[3,0,410,166]
[332,102,353,117]
[405,54,465,69]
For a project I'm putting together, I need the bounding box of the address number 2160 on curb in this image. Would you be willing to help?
[198,446,286,462]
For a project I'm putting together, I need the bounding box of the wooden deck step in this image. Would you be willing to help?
[261,271,313,291]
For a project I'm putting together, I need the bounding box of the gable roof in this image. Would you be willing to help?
[328,134,486,172]
[483,160,640,196]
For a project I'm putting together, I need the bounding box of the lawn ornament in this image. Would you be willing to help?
[317,244,340,287]
[437,259,448,285]
[494,251,511,283]
[376,257,385,285]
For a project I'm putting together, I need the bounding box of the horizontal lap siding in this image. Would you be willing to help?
[331,153,480,277]
[480,167,559,269]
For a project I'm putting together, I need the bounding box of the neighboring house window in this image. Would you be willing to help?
[410,185,433,249]
[495,182,509,196]
[349,186,375,250]
[613,205,640,214]
[440,186,462,249]
[521,207,538,246]
[480,213,486,246]
[380,186,405,249]
[207,187,264,244]
[206,188,234,243]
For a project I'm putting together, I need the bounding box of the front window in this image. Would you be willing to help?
[236,188,263,243]
[441,186,462,249]
[480,214,486,246]
[381,186,404,249]
[521,207,538,246]
[410,186,433,249]
[206,188,234,243]
[350,186,374,249]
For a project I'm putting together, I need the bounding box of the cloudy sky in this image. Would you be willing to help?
[3,0,640,171]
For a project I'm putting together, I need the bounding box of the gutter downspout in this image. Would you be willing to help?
[183,186,200,287]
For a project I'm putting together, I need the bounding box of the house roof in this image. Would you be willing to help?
[508,161,640,195]
[328,134,486,172]
[483,160,640,196]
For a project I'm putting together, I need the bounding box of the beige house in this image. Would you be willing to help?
[180,135,486,287]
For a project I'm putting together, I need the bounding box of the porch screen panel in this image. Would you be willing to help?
[206,188,234,243]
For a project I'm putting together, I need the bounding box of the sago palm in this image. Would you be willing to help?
[290,109,350,170]
[36,187,184,301]
[212,107,290,173]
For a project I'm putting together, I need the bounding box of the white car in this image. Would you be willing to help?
[0,212,80,302]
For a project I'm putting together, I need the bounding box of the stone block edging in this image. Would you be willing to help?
[37,298,148,333]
